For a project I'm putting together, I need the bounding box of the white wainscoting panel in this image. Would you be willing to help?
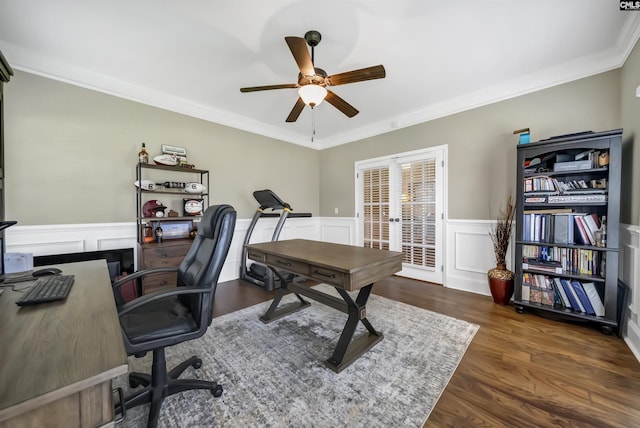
[445,219,513,296]
[620,224,640,362]
[319,218,357,245]
[5,223,138,266]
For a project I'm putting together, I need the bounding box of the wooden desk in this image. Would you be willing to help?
[0,260,128,427]
[245,239,402,372]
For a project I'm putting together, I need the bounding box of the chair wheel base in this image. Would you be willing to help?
[212,385,223,397]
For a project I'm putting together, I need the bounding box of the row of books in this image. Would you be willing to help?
[522,245,604,277]
[522,212,602,246]
[521,273,605,316]
[524,194,607,204]
[523,176,607,194]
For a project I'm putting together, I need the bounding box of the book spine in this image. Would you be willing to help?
[570,281,595,315]
[581,282,605,317]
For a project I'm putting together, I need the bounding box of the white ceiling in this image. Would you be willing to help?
[1,1,639,150]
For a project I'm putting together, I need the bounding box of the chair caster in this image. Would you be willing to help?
[212,385,223,397]
[192,359,202,370]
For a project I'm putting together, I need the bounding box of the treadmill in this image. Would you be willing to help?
[240,189,311,291]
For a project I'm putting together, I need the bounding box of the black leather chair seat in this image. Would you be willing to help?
[121,298,198,344]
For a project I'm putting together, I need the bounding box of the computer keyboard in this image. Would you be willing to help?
[15,275,75,307]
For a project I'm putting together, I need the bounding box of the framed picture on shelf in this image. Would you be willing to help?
[162,144,187,166]
[158,220,193,240]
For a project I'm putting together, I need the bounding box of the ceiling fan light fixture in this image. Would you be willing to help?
[298,84,327,107]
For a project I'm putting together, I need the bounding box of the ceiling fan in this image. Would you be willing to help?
[240,30,386,123]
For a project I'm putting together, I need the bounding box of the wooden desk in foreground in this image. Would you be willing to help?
[0,260,128,427]
[245,239,402,372]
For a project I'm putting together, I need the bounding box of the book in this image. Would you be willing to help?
[523,259,562,274]
[570,280,596,315]
[581,282,605,316]
[552,277,572,309]
[524,208,573,214]
[554,214,575,244]
[579,216,596,246]
[560,278,583,312]
[521,273,531,302]
[582,213,601,239]
[573,216,591,245]
[541,289,555,306]
[529,287,542,304]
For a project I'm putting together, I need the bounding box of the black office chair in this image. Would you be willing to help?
[112,204,236,428]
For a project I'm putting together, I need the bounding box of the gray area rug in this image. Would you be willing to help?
[116,285,479,427]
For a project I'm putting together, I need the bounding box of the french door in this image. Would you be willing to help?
[355,146,446,284]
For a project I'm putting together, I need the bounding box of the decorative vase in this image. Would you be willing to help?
[487,263,514,305]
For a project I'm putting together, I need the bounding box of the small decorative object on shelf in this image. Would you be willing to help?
[143,200,166,218]
[161,144,187,166]
[183,198,204,216]
[514,127,531,144]
[153,154,178,166]
[138,142,149,164]
[488,194,516,304]
[157,181,186,189]
[513,129,621,335]
[155,226,163,243]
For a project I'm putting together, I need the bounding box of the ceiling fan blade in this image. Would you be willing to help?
[240,83,298,93]
[285,36,315,77]
[325,90,359,118]
[327,65,386,86]
[286,98,306,122]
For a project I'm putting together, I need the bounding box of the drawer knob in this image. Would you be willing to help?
[276,260,292,267]
[160,253,168,258]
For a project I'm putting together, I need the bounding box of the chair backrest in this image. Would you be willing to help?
[177,204,236,325]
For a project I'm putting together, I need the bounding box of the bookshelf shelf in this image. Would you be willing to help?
[514,129,622,335]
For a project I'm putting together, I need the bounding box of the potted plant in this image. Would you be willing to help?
[487,194,516,304]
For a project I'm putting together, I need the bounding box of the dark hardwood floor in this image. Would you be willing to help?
[213,276,640,428]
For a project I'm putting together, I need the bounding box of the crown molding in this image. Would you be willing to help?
[3,13,640,151]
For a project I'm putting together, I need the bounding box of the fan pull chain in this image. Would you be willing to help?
[311,108,316,142]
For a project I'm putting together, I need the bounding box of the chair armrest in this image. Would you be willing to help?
[118,286,212,316]
[112,267,178,291]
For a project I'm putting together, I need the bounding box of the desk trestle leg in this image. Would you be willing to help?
[325,284,383,373]
[259,268,311,324]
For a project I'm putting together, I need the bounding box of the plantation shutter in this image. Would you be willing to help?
[397,159,437,270]
[362,166,390,250]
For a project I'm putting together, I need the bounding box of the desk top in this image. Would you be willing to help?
[0,260,128,421]
[245,239,402,291]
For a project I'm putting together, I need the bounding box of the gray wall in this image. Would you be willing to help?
[621,37,640,226]
[319,70,622,220]
[4,71,320,224]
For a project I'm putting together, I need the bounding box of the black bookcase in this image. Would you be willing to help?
[513,129,622,334]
